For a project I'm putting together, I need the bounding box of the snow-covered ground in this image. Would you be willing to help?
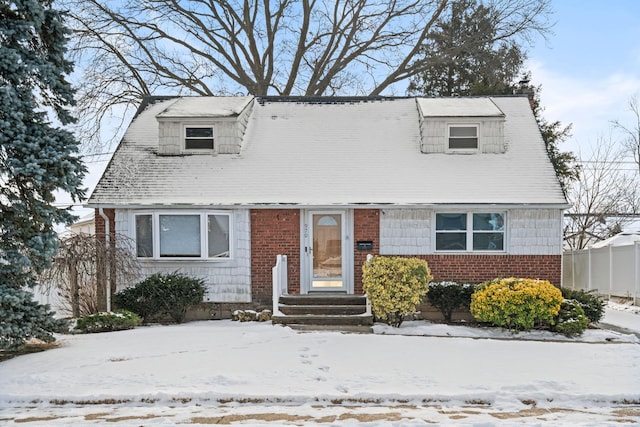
[602,301,640,335]
[0,303,639,426]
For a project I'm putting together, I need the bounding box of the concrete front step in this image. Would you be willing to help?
[284,324,373,334]
[279,304,367,316]
[278,294,367,306]
[274,294,371,328]
[272,314,374,326]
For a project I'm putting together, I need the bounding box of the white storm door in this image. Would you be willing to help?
[307,211,349,292]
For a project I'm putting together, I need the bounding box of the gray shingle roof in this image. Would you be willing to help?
[87,96,568,207]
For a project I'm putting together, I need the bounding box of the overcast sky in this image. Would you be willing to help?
[527,0,640,158]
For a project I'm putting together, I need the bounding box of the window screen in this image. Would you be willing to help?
[435,213,467,251]
[449,126,478,149]
[185,127,214,150]
[208,214,230,258]
[135,214,153,257]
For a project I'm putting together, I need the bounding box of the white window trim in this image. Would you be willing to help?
[133,210,233,261]
[446,123,480,153]
[183,124,216,152]
[434,211,506,253]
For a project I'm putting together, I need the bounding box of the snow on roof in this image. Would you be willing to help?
[591,231,640,248]
[87,96,567,207]
[417,97,504,117]
[156,96,253,118]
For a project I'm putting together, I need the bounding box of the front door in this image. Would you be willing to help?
[302,211,352,293]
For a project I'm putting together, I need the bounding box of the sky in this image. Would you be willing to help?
[58,0,640,219]
[526,0,640,157]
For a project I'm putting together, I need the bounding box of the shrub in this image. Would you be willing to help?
[427,281,476,322]
[75,310,142,333]
[470,278,563,331]
[560,288,605,323]
[113,272,206,323]
[553,300,589,337]
[362,256,432,327]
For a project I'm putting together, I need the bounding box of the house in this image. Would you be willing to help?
[87,95,569,318]
[68,211,96,235]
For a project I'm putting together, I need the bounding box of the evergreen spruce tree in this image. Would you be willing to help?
[407,0,525,97]
[0,0,86,349]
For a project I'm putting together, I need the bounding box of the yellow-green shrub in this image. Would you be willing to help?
[470,278,563,331]
[362,256,432,327]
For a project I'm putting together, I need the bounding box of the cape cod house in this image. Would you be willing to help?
[87,95,568,319]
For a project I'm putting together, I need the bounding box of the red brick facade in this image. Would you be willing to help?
[417,254,562,286]
[250,209,301,305]
[94,208,115,241]
[250,208,562,303]
[353,209,380,294]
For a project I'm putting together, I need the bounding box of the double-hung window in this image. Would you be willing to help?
[448,124,478,150]
[184,126,214,150]
[435,212,504,251]
[134,211,231,259]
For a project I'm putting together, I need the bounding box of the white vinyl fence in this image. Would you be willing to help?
[563,242,640,304]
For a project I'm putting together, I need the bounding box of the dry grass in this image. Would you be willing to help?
[0,340,60,362]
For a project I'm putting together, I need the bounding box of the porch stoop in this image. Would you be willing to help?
[272,294,373,333]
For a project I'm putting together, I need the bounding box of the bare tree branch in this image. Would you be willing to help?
[611,94,640,175]
[63,0,552,148]
[39,234,141,317]
[564,137,640,250]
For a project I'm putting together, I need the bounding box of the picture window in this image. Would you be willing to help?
[134,211,231,259]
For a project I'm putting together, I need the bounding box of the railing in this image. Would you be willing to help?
[563,242,640,304]
[365,254,374,315]
[272,254,288,316]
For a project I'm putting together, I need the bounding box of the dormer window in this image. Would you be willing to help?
[185,126,214,150]
[448,124,478,150]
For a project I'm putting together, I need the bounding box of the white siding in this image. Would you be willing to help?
[420,117,505,154]
[157,121,182,155]
[380,209,432,255]
[420,117,506,153]
[115,209,252,302]
[508,209,564,255]
[379,208,563,255]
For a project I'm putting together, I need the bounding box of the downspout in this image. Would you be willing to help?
[98,207,111,312]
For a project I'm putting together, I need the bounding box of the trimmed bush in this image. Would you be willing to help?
[470,278,563,331]
[553,300,589,337]
[560,288,605,323]
[427,281,476,322]
[113,272,206,323]
[75,310,142,333]
[362,256,432,327]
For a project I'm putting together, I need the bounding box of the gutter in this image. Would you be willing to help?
[98,207,111,312]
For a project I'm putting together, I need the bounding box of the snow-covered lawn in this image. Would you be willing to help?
[0,304,639,426]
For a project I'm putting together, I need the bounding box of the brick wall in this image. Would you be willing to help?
[250,209,300,305]
[358,208,562,286]
[94,208,115,240]
[353,209,380,294]
[416,254,562,286]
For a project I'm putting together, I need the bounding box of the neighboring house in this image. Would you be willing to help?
[68,211,95,235]
[590,231,640,249]
[87,95,568,315]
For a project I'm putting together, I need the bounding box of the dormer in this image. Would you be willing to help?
[416,98,506,154]
[156,96,254,155]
